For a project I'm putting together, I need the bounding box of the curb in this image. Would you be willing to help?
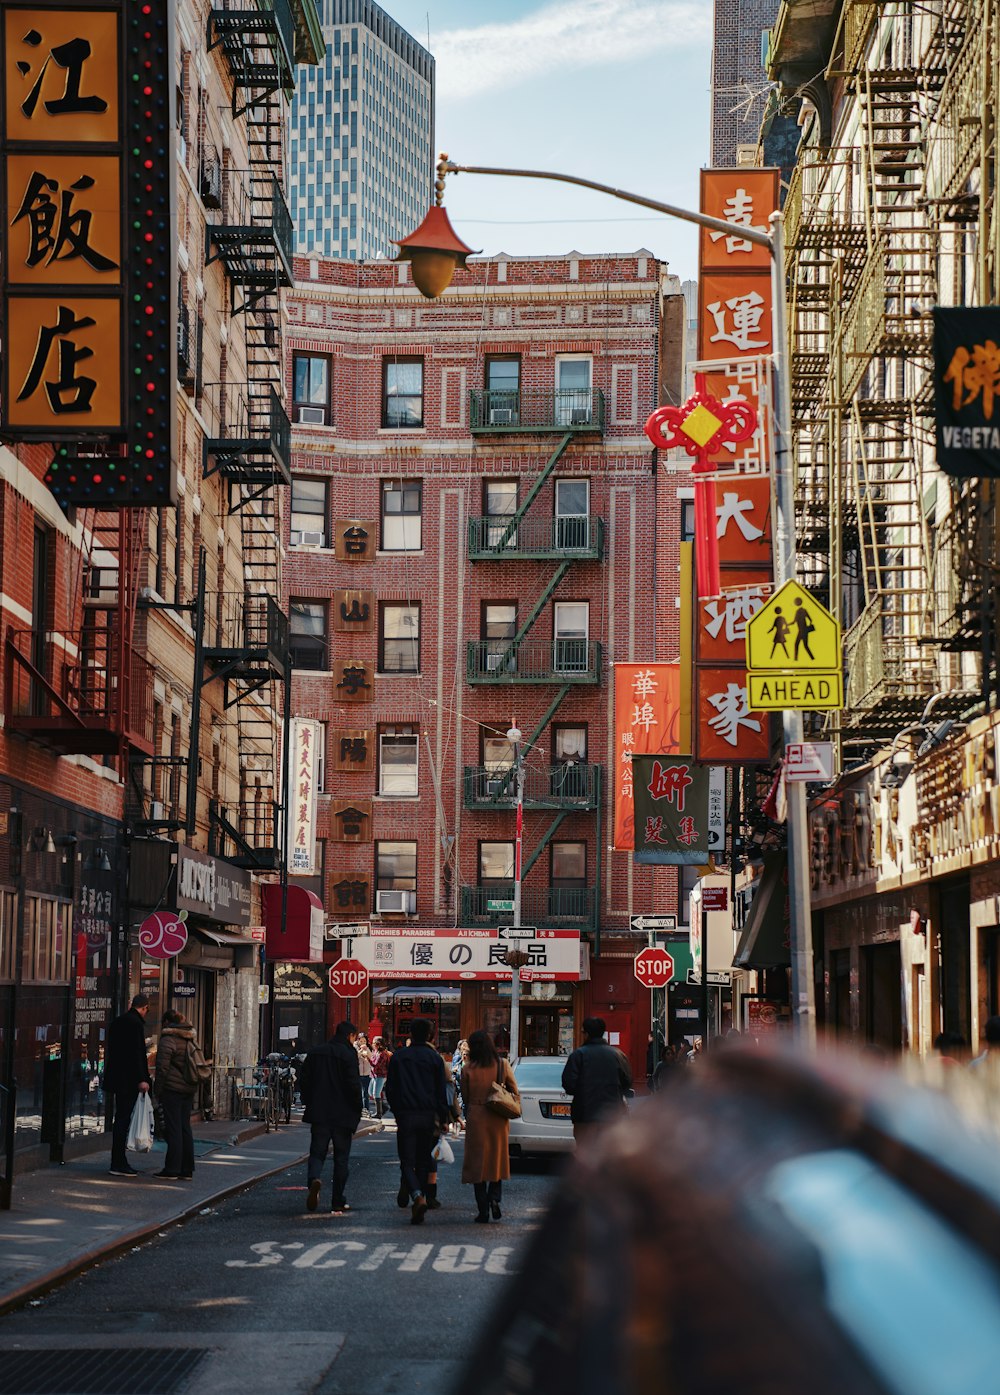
[0,1119,385,1316]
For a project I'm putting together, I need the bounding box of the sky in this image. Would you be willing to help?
[384,0,712,282]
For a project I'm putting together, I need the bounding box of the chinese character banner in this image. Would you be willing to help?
[699,169,779,273]
[290,718,319,873]
[631,755,712,865]
[933,307,1000,478]
[354,928,582,981]
[1,1,176,506]
[613,663,681,850]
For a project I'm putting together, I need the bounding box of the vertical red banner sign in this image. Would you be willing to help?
[613,664,681,850]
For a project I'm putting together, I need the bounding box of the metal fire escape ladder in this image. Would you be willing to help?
[520,813,568,879]
[491,432,573,551]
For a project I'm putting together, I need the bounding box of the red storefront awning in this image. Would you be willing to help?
[263,884,324,963]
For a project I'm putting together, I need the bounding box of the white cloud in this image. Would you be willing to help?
[435,0,711,101]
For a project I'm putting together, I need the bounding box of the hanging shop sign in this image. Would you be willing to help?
[699,169,778,274]
[329,798,372,844]
[331,729,374,773]
[631,756,725,866]
[290,718,320,874]
[138,909,188,960]
[695,666,770,764]
[333,658,374,704]
[333,590,375,631]
[174,845,252,927]
[933,307,1000,478]
[0,1,175,507]
[352,927,582,982]
[613,663,681,850]
[334,519,376,561]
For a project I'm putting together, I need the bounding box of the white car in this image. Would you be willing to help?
[507,1055,575,1158]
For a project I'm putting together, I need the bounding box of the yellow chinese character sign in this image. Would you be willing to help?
[934,307,1000,478]
[0,3,175,506]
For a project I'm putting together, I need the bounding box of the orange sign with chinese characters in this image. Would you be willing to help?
[3,10,120,144]
[699,169,779,273]
[696,569,773,665]
[613,663,682,850]
[715,476,773,567]
[697,273,774,362]
[7,153,121,284]
[695,667,770,764]
[6,295,121,427]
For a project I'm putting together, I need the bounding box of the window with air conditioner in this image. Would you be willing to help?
[381,480,422,551]
[555,355,592,426]
[485,356,520,425]
[554,478,590,551]
[481,602,517,673]
[478,843,514,913]
[378,727,419,796]
[484,480,517,550]
[292,353,330,425]
[289,599,327,670]
[376,840,417,912]
[553,601,589,674]
[379,602,420,673]
[481,728,515,800]
[290,477,328,547]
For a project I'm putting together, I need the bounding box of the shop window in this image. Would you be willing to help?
[0,888,16,980]
[24,894,71,982]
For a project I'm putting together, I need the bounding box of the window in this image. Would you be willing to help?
[315,722,327,794]
[552,724,588,798]
[379,602,420,673]
[382,356,423,427]
[24,895,71,982]
[0,888,16,981]
[485,356,520,423]
[381,480,422,550]
[680,496,696,543]
[289,599,327,670]
[555,354,593,425]
[478,726,515,800]
[479,842,514,885]
[292,353,330,424]
[290,478,328,546]
[482,602,517,673]
[553,601,589,673]
[554,478,590,550]
[484,479,517,549]
[376,840,417,890]
[551,842,587,917]
[379,726,419,796]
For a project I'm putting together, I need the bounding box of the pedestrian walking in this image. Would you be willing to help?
[461,1030,519,1223]
[153,1010,211,1180]
[300,1021,363,1215]
[369,1036,392,1118]
[970,1015,1000,1071]
[561,1016,633,1145]
[105,993,152,1177]
[385,1018,449,1224]
[356,1031,374,1116]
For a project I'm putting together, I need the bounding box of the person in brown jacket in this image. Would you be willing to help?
[154,1011,209,1180]
[461,1030,520,1222]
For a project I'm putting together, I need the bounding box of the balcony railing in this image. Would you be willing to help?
[466,639,602,685]
[203,385,292,485]
[4,627,154,756]
[206,593,288,674]
[842,599,937,730]
[210,0,296,92]
[464,763,601,811]
[469,389,606,435]
[460,884,596,929]
[205,171,293,292]
[467,514,604,561]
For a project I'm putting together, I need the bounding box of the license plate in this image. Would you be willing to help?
[550,1103,571,1117]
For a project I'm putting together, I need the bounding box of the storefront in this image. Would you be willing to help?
[347,928,586,1057]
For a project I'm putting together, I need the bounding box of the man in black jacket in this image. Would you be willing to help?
[561,1017,633,1144]
[105,994,152,1176]
[300,1021,363,1214]
[385,1018,449,1224]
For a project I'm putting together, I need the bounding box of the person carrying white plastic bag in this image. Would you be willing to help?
[126,1090,155,1152]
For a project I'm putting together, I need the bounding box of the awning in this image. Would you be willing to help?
[734,853,791,970]
[263,883,325,962]
[191,926,255,947]
[178,925,258,970]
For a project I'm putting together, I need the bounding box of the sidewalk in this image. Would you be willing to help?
[0,1116,384,1315]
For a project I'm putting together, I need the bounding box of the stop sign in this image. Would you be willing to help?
[634,946,674,989]
[328,958,369,998]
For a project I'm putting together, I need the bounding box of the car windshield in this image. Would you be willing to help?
[513,1060,565,1090]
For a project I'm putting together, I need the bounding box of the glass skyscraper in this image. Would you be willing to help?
[291,0,435,260]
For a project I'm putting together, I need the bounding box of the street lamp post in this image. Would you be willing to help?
[507,724,526,1061]
[396,157,816,1044]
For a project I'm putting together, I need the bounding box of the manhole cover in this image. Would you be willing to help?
[0,1348,206,1395]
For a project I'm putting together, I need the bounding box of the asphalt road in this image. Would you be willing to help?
[0,1127,564,1394]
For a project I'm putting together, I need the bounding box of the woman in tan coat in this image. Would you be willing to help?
[461,1030,520,1222]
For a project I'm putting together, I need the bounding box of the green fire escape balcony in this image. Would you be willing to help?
[469,389,605,435]
[467,514,604,561]
[466,639,602,685]
[464,763,602,811]
[460,885,597,930]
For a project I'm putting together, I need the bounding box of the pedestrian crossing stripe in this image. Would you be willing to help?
[747,670,844,711]
[745,580,841,673]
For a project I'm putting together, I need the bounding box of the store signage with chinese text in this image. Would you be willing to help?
[0,1,175,506]
[291,718,319,873]
[933,307,1000,478]
[174,845,252,927]
[631,756,724,865]
[352,928,582,981]
[613,663,681,849]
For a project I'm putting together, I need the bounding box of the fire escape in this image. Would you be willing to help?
[460,391,606,936]
[4,509,154,765]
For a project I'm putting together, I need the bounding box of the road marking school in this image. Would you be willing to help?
[226,1240,517,1274]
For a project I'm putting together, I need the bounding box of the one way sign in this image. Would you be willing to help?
[630,915,677,933]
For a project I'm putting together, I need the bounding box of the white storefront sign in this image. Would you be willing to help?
[353,928,582,981]
[291,718,320,874]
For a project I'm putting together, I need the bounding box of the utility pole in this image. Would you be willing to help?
[508,724,525,1061]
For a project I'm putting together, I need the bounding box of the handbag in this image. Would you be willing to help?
[485,1061,521,1120]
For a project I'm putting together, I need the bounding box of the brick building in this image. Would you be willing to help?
[282,249,687,1081]
[0,0,323,1180]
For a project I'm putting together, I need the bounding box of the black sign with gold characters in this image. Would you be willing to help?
[934,307,1000,479]
[0,2,175,507]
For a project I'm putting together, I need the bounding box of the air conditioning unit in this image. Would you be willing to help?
[291,529,325,548]
[570,408,591,425]
[149,801,165,822]
[376,889,416,914]
[297,406,326,424]
[489,408,517,425]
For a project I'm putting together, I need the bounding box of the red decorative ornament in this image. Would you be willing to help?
[139,910,188,960]
[644,373,759,474]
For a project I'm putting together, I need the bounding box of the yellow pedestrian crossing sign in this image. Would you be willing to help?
[745,581,843,710]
